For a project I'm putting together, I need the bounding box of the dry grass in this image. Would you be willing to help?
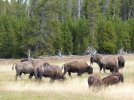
[0,54,134,100]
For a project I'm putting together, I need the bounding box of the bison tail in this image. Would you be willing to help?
[12,63,16,70]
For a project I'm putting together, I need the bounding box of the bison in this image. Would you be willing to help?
[62,61,93,77]
[118,55,125,68]
[37,64,65,82]
[102,72,124,86]
[12,61,34,80]
[90,54,119,73]
[12,59,50,80]
[88,74,102,87]
[30,59,50,79]
[111,72,124,82]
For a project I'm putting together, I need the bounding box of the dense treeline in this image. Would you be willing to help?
[0,0,134,58]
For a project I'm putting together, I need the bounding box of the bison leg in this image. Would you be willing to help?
[68,71,72,77]
[50,78,55,83]
[99,63,103,72]
[77,72,82,76]
[110,69,113,73]
[15,73,18,81]
[102,66,106,73]
[29,74,33,79]
[99,67,103,73]
[34,70,38,80]
[38,75,42,81]
[19,73,22,80]
[103,68,106,73]
[15,72,22,81]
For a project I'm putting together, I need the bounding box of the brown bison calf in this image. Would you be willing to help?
[62,61,93,77]
[102,72,124,86]
[88,74,102,87]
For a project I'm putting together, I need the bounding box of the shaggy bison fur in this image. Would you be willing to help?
[12,61,34,80]
[102,72,124,86]
[88,74,102,87]
[62,61,93,77]
[37,65,65,82]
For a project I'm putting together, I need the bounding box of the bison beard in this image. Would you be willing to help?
[118,56,125,68]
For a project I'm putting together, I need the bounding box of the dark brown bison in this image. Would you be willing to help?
[12,61,34,80]
[62,61,93,77]
[102,72,124,86]
[118,55,125,68]
[90,54,119,73]
[37,65,65,82]
[88,74,102,87]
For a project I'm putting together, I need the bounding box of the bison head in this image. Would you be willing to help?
[117,56,125,69]
[112,72,124,82]
[90,56,94,65]
[58,74,66,80]
[86,66,93,74]
[90,54,101,65]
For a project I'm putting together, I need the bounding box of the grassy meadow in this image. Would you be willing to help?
[0,55,134,100]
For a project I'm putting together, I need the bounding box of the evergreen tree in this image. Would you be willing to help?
[97,16,117,54]
[0,0,134,57]
[62,22,73,55]
[129,18,134,51]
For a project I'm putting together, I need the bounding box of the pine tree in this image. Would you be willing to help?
[97,16,117,54]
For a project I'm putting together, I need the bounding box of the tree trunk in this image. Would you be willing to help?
[28,49,31,61]
[128,9,132,20]
[103,0,109,14]
[77,0,81,18]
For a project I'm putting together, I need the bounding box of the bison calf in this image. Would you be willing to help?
[88,74,102,87]
[102,72,124,86]
[111,72,124,82]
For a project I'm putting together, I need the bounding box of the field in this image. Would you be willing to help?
[0,55,134,100]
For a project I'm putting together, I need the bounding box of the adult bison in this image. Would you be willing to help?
[90,54,119,73]
[37,65,65,82]
[30,59,49,79]
[118,55,125,68]
[12,59,49,80]
[62,61,93,77]
[12,61,34,80]
[102,72,124,86]
[88,74,102,87]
